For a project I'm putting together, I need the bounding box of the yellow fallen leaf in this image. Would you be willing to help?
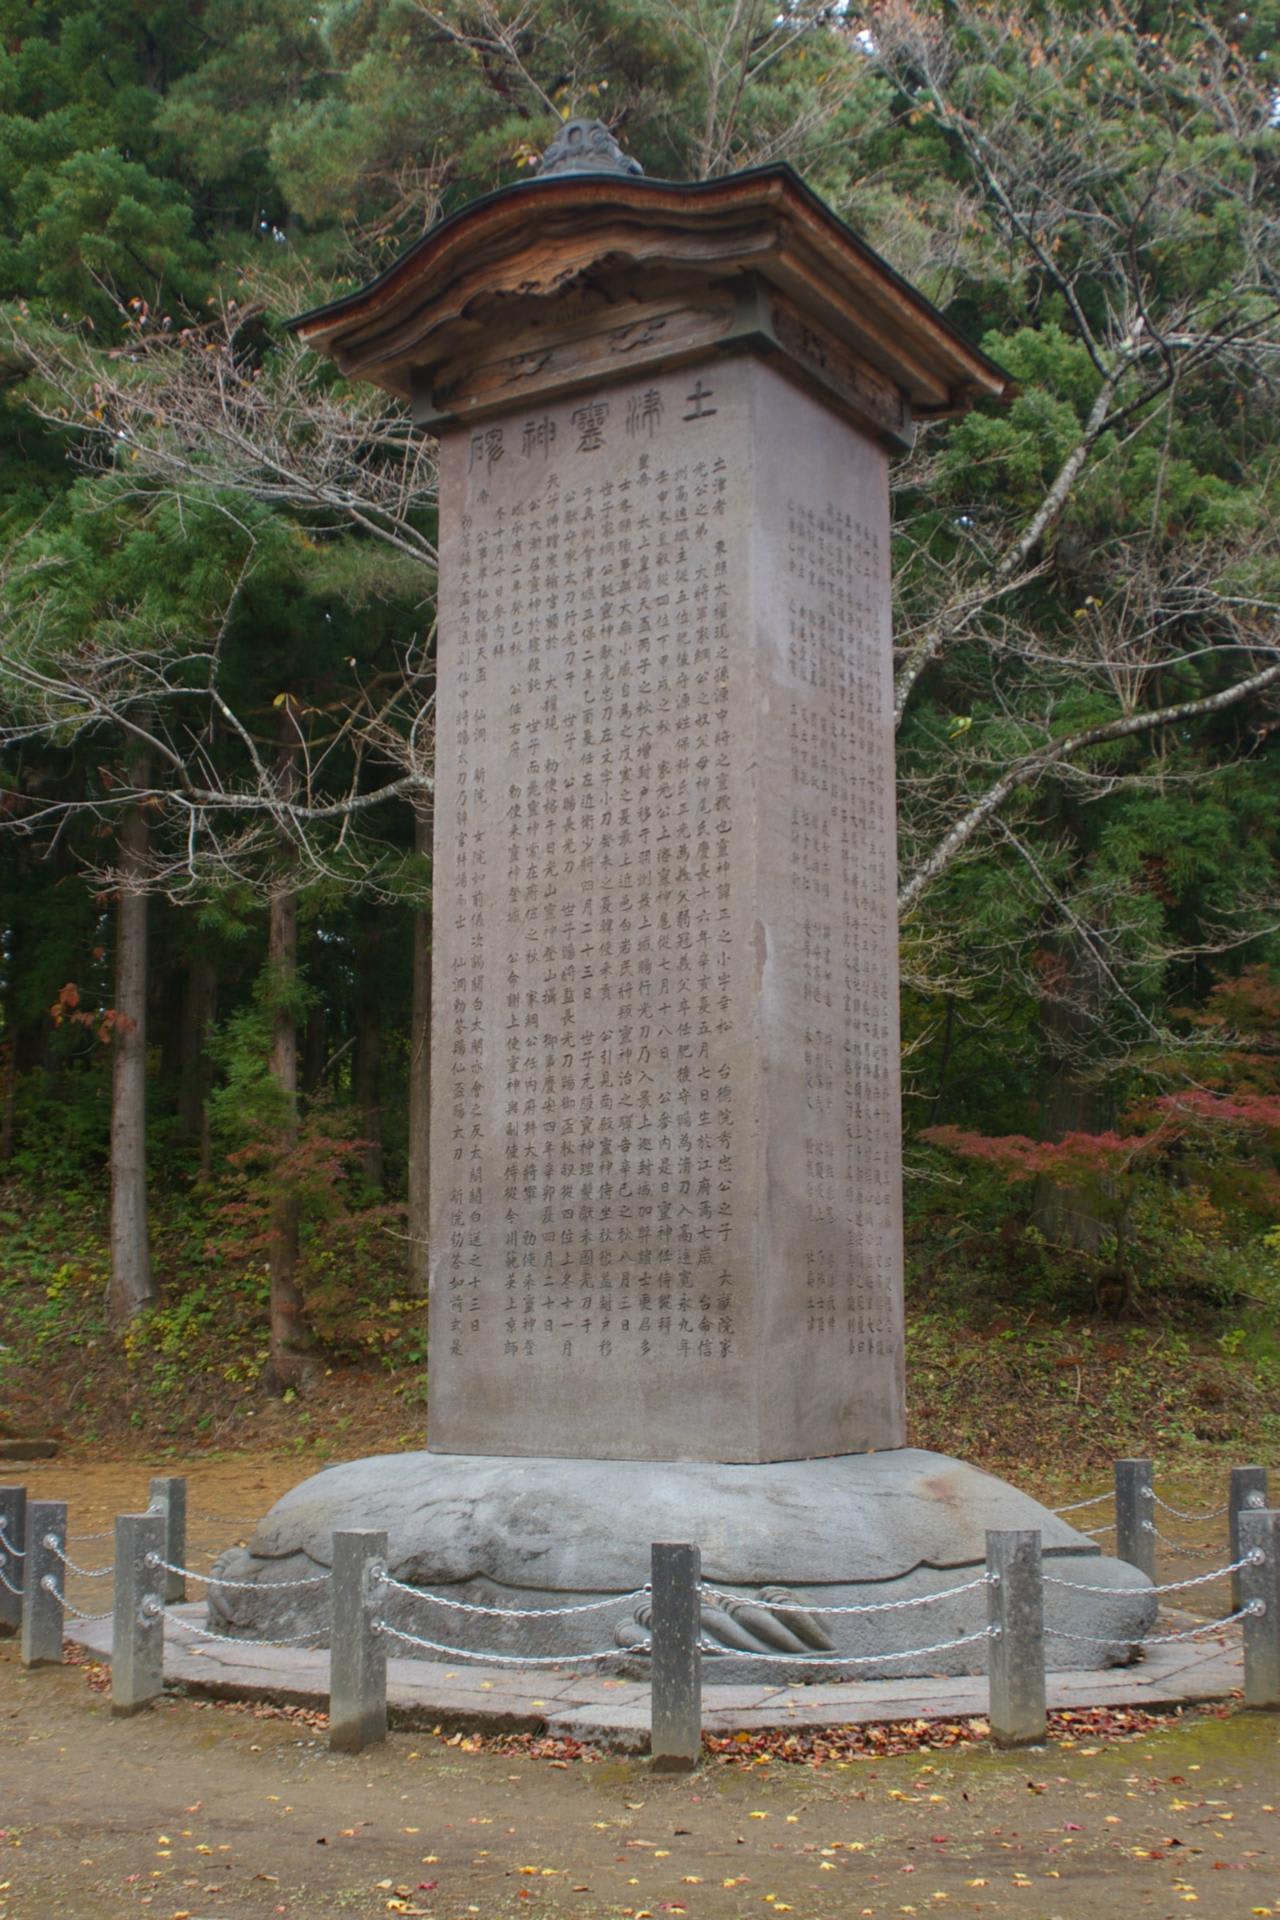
[749,1811,768,1820]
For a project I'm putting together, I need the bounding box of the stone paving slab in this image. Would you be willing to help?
[65,1607,1244,1752]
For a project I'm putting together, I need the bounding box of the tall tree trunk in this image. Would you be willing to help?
[301,1004,326,1100]
[406,803,432,1296]
[178,948,216,1180]
[1029,934,1111,1254]
[0,914,20,1165]
[355,910,383,1190]
[264,701,316,1391]
[108,778,155,1328]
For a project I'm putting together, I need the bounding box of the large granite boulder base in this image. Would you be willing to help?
[209,1450,1155,1683]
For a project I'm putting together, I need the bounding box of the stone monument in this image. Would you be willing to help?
[214,128,1154,1673]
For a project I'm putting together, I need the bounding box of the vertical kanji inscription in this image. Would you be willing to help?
[431,355,904,1462]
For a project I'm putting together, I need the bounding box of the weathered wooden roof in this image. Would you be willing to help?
[288,164,1010,422]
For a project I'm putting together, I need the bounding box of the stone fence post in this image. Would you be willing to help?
[1231,1468,1270,1613]
[1240,1508,1279,1712]
[987,1529,1046,1747]
[1115,1458,1156,1581]
[113,1511,167,1716]
[0,1484,26,1637]
[149,1476,188,1605]
[650,1541,702,1771]
[330,1529,386,1754]
[22,1499,67,1667]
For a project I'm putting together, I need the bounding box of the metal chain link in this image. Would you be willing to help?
[1052,1492,1113,1514]
[373,1619,637,1664]
[165,1612,327,1649]
[1050,1603,1261,1648]
[699,1575,994,1617]
[1044,1552,1259,1598]
[702,1626,999,1665]
[1152,1493,1230,1523]
[378,1573,647,1619]
[1083,1521,1117,1535]
[57,1593,115,1623]
[1145,1522,1225,1560]
[67,1530,114,1544]
[45,1538,113,1579]
[0,1525,25,1559]
[0,1564,22,1596]
[143,1553,329,1593]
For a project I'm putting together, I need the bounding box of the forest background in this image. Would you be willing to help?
[0,0,1278,1474]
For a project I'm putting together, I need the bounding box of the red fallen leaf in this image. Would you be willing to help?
[1064,1823,1083,1832]
[417,1883,438,1891]
[931,1836,949,1844]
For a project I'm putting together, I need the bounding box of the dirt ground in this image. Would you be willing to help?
[1,1644,1278,1920]
[3,1452,1277,1920]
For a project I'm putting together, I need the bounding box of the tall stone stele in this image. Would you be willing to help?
[216,128,1155,1674]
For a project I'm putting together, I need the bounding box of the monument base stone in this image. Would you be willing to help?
[210,1449,1155,1681]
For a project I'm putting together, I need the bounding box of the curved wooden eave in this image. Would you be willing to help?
[290,167,1010,417]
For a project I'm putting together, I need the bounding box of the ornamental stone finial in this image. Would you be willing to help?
[537,117,644,179]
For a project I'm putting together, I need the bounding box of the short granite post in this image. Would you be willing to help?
[21,1499,67,1667]
[986,1529,1046,1747]
[0,1484,26,1637]
[149,1476,187,1605]
[1115,1458,1156,1581]
[329,1529,387,1755]
[1240,1509,1280,1712]
[1230,1466,1270,1613]
[650,1542,702,1771]
[113,1511,166,1716]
